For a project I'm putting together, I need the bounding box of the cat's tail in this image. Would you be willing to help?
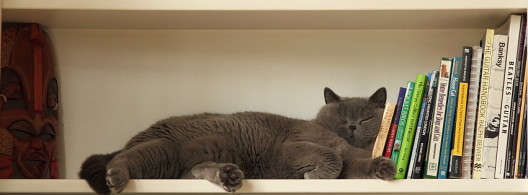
[79,151,120,195]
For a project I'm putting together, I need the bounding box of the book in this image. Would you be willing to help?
[395,74,427,179]
[523,89,528,178]
[384,87,407,158]
[495,14,522,179]
[407,73,432,179]
[461,46,483,179]
[525,97,528,178]
[514,34,528,178]
[391,81,415,164]
[472,29,494,179]
[449,47,472,179]
[517,69,528,178]
[481,34,508,179]
[410,71,439,179]
[506,15,527,179]
[372,102,397,158]
[424,58,452,179]
[438,57,461,179]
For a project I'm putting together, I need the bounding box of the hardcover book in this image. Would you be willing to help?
[462,46,483,179]
[424,58,452,179]
[391,82,415,164]
[384,87,407,158]
[411,71,439,179]
[495,14,522,179]
[372,102,396,158]
[395,74,427,179]
[449,47,472,179]
[438,57,462,179]
[481,34,508,179]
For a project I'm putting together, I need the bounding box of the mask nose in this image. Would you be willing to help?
[349,125,357,131]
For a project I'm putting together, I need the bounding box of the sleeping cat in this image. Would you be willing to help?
[79,87,396,194]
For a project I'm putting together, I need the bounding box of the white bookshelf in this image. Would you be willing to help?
[1,0,527,194]
[0,179,528,194]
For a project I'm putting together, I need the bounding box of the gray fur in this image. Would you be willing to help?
[79,87,396,194]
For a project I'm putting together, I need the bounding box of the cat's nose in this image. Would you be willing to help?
[349,125,357,131]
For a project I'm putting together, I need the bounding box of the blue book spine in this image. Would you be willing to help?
[438,57,462,179]
[391,81,415,164]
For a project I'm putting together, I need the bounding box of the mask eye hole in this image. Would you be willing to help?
[8,120,35,140]
[40,124,56,141]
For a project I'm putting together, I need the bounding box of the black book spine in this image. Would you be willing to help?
[411,71,439,179]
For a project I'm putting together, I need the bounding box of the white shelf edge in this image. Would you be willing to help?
[0,179,528,193]
[2,0,527,11]
[1,0,526,29]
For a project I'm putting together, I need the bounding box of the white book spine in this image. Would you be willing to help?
[495,15,521,179]
[462,46,483,179]
[425,58,452,178]
[473,29,495,179]
[481,34,508,179]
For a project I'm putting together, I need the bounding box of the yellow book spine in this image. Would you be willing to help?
[372,103,396,158]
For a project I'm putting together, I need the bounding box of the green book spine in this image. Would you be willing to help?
[395,74,427,179]
[391,81,415,164]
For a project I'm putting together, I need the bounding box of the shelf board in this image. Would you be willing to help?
[1,0,526,29]
[1,179,528,194]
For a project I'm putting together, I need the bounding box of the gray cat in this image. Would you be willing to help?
[79,87,396,195]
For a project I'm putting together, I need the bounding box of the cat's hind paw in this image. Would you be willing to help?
[106,168,130,193]
[219,164,244,192]
[372,156,396,180]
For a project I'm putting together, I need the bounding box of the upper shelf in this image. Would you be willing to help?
[1,0,527,29]
[1,179,528,194]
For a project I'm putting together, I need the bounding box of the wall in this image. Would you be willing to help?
[49,29,483,178]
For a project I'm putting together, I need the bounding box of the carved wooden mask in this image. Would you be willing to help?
[0,23,59,179]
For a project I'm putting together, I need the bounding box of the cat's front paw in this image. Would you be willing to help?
[371,156,396,180]
[106,168,130,193]
[219,164,244,192]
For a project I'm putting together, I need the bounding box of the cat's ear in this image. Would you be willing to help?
[324,87,341,104]
[369,87,386,108]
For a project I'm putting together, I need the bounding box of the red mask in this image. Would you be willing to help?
[0,24,59,179]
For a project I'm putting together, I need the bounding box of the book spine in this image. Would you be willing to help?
[449,47,472,179]
[506,16,526,178]
[496,15,521,179]
[525,95,528,178]
[411,71,439,179]
[384,87,408,158]
[395,74,427,179]
[462,46,483,179]
[514,32,527,178]
[372,102,397,158]
[481,34,508,179]
[391,82,415,164]
[518,70,528,178]
[473,29,495,179]
[522,90,528,178]
[424,58,452,179]
[407,73,431,179]
[438,57,461,179]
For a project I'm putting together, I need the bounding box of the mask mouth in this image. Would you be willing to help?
[25,153,47,167]
[25,160,45,167]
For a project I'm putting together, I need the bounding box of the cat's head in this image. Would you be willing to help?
[315,87,386,149]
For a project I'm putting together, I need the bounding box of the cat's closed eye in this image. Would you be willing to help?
[359,116,374,125]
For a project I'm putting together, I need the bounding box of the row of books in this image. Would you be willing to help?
[371,14,528,179]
